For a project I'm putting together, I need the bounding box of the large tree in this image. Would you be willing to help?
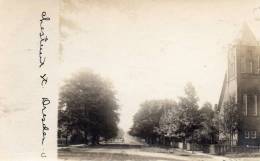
[197,102,219,144]
[129,100,165,144]
[58,69,119,145]
[129,83,220,147]
[156,100,179,145]
[175,82,202,143]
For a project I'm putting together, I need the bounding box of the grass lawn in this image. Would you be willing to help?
[140,147,210,158]
[59,150,179,161]
[58,145,213,161]
[225,152,260,158]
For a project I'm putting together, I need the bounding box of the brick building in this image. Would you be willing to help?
[218,23,260,146]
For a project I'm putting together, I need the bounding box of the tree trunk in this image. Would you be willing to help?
[230,130,233,152]
[66,130,69,145]
[191,135,194,154]
[65,135,68,145]
[91,136,96,145]
[84,130,88,145]
[91,135,99,145]
[96,135,100,145]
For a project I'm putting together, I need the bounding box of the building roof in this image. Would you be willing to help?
[218,73,227,111]
[218,22,260,109]
[233,22,260,46]
[236,23,257,45]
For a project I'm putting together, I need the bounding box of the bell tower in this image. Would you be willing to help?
[219,23,260,146]
[235,23,260,146]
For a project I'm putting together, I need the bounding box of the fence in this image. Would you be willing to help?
[177,142,260,155]
[203,144,260,155]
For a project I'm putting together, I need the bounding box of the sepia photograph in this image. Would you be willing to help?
[1,0,260,161]
[58,0,260,161]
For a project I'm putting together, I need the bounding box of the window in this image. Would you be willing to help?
[251,131,257,139]
[254,95,258,116]
[245,131,257,139]
[248,95,256,116]
[257,56,260,74]
[245,131,250,139]
[243,94,248,116]
[247,48,253,73]
[241,57,246,73]
[229,51,236,77]
[249,61,253,73]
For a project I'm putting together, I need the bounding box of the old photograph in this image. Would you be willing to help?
[1,0,260,161]
[58,0,260,161]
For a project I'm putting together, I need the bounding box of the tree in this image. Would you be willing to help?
[129,100,165,144]
[156,100,179,145]
[198,102,219,144]
[175,82,202,144]
[220,96,241,146]
[58,69,119,145]
[130,82,221,147]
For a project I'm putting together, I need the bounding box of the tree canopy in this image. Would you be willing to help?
[129,100,164,144]
[129,82,220,146]
[58,70,119,145]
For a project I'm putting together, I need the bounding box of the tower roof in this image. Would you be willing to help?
[235,22,258,46]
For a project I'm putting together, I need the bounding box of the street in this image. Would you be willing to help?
[58,134,231,161]
[58,144,237,161]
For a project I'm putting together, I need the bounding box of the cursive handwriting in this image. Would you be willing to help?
[42,97,50,145]
[39,11,51,158]
[39,11,50,68]
[41,152,47,158]
[40,74,48,87]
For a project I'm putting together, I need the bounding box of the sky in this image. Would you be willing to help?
[60,0,260,131]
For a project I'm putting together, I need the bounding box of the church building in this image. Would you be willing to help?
[218,23,260,146]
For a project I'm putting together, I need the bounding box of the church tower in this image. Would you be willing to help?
[219,23,260,146]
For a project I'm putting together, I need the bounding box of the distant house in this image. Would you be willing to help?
[218,23,260,146]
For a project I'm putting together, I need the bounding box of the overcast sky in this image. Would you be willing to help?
[60,0,260,131]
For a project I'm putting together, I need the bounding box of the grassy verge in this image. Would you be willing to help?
[58,150,179,161]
